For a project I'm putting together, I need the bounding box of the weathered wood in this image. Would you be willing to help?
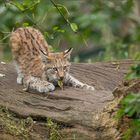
[0,60,136,139]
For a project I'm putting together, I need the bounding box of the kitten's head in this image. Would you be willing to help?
[41,48,73,82]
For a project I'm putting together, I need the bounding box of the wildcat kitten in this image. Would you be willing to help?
[10,27,94,93]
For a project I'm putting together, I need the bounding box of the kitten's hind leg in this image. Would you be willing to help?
[17,74,24,85]
[14,61,24,84]
[23,76,55,93]
[64,73,95,91]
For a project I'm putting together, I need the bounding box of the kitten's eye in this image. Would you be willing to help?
[64,66,67,70]
[53,67,57,71]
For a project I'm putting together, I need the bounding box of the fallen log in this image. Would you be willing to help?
[0,60,136,140]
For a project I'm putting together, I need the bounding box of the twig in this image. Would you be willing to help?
[22,1,39,12]
[41,12,48,24]
[9,2,21,10]
[50,0,70,25]
[0,34,11,42]
[0,31,12,34]
[9,1,39,12]
[0,42,8,44]
[0,27,14,43]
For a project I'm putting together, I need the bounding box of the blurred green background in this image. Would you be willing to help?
[0,0,140,62]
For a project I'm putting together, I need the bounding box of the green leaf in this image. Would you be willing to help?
[57,29,65,33]
[44,32,49,38]
[53,26,59,31]
[44,32,54,40]
[56,4,70,17]
[57,80,63,90]
[23,0,31,6]
[132,119,140,132]
[22,22,29,27]
[53,26,65,33]
[70,23,78,33]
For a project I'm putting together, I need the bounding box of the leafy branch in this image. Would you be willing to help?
[50,0,78,33]
[4,0,43,31]
[50,0,88,47]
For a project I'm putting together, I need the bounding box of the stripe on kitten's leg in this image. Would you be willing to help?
[64,73,95,91]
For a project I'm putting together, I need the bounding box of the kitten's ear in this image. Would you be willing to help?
[64,48,73,59]
[40,50,50,63]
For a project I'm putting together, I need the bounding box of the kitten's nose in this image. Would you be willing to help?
[60,76,64,81]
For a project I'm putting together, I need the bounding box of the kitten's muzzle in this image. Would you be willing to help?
[60,76,64,81]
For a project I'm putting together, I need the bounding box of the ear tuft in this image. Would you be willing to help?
[40,50,50,63]
[64,48,73,59]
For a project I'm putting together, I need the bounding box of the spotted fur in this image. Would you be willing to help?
[10,27,94,93]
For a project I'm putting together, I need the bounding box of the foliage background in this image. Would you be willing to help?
[0,1,140,139]
[0,0,140,62]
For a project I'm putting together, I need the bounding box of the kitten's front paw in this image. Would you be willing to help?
[36,82,55,93]
[47,82,55,92]
[83,84,95,91]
